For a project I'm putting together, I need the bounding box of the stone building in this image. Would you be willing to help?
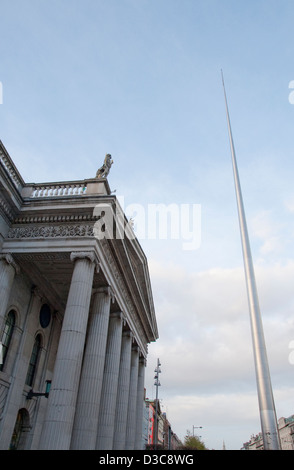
[0,141,158,450]
[278,415,294,450]
[144,399,182,450]
[241,414,294,450]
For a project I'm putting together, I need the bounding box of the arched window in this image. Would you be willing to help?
[25,334,42,387]
[10,408,30,450]
[0,309,16,371]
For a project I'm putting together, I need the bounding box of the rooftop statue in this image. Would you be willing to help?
[96,154,113,179]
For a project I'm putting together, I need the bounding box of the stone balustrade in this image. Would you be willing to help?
[21,178,111,198]
[30,183,87,198]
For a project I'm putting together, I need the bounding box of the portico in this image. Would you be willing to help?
[0,141,158,450]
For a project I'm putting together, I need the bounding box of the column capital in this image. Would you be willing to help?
[92,286,115,303]
[139,356,147,366]
[122,330,133,340]
[0,253,20,274]
[70,251,100,271]
[110,310,123,321]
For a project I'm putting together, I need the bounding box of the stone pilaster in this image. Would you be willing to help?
[0,254,19,331]
[96,311,123,450]
[39,251,97,450]
[135,356,146,450]
[112,331,133,450]
[0,287,41,450]
[70,286,114,450]
[125,345,140,450]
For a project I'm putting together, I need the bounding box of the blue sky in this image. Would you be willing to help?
[1,0,294,450]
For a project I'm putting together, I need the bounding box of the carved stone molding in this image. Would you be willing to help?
[0,197,16,222]
[16,252,69,262]
[13,214,98,224]
[0,253,20,274]
[100,239,147,352]
[7,224,95,239]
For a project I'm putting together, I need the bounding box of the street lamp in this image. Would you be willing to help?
[27,380,51,400]
[154,358,161,449]
[192,425,202,436]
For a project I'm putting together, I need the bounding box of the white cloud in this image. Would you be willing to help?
[250,210,283,255]
[145,258,294,449]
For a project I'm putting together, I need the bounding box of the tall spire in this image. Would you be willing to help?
[221,71,281,450]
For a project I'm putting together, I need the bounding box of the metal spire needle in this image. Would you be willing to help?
[221,70,280,450]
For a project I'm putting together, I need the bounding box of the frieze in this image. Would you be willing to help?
[7,224,95,239]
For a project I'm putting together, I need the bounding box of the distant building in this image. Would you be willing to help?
[278,415,294,450]
[0,141,158,450]
[241,414,294,450]
[144,398,182,449]
[162,412,182,450]
[241,432,264,450]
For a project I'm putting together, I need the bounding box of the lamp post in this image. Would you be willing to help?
[192,425,202,436]
[154,358,161,449]
[27,380,51,400]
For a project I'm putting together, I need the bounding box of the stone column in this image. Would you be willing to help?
[125,345,140,450]
[0,254,19,331]
[135,356,146,450]
[96,311,123,450]
[39,251,97,450]
[112,331,133,450]
[70,286,114,450]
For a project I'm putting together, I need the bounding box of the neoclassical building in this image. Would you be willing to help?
[0,141,158,450]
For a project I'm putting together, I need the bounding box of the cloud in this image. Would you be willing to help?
[145,257,294,449]
[285,198,294,213]
[250,210,283,255]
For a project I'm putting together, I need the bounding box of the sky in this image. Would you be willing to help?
[1,0,294,450]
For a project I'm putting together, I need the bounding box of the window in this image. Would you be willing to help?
[10,409,30,450]
[0,310,16,371]
[25,334,42,387]
[39,303,51,328]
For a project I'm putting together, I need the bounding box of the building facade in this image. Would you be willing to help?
[144,399,182,450]
[241,414,294,450]
[278,415,294,450]
[0,141,158,450]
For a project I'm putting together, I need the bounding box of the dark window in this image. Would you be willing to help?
[0,310,16,371]
[39,303,51,328]
[10,408,30,450]
[25,334,41,386]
